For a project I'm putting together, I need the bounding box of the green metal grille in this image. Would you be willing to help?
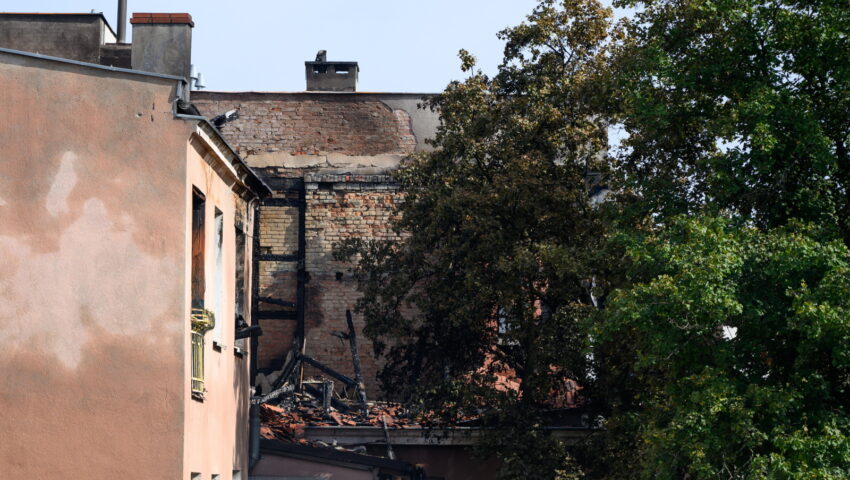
[191,331,204,396]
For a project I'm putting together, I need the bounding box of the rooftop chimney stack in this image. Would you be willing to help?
[305,50,358,92]
[116,0,127,43]
[130,12,193,80]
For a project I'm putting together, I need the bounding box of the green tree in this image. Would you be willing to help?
[595,0,850,476]
[338,0,850,477]
[336,1,621,478]
[615,0,850,238]
[600,217,850,479]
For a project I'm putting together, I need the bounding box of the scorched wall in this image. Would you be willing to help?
[193,91,437,395]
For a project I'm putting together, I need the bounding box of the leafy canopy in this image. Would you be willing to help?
[337,0,621,478]
[600,218,850,478]
[337,0,850,477]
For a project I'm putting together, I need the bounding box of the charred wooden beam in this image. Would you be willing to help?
[295,184,306,346]
[302,383,351,413]
[258,296,297,308]
[263,197,301,207]
[250,203,261,384]
[346,309,369,417]
[256,310,297,320]
[235,324,262,339]
[321,380,334,415]
[271,350,301,391]
[257,253,298,262]
[301,355,356,387]
[254,383,296,404]
[381,416,396,460]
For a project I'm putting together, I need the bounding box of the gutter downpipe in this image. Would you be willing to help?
[249,403,261,469]
[249,194,262,471]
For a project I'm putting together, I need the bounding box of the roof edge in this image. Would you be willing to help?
[0,47,185,82]
[191,90,439,96]
[175,113,273,199]
[259,439,419,474]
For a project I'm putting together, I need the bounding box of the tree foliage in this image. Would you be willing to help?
[615,0,850,236]
[337,0,850,477]
[593,0,850,476]
[600,218,850,478]
[337,1,620,477]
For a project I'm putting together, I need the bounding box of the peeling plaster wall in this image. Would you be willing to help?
[0,53,190,479]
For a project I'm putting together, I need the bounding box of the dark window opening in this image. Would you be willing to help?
[212,208,224,344]
[191,188,206,310]
[235,226,246,319]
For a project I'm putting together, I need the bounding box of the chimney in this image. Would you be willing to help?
[116,0,127,43]
[305,50,358,92]
[130,13,193,79]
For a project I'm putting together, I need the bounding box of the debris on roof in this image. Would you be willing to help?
[259,401,421,444]
[254,308,586,455]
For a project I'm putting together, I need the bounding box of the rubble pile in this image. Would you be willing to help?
[260,399,420,443]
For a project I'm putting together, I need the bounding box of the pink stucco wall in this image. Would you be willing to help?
[182,133,253,479]
[0,52,190,479]
[0,52,253,479]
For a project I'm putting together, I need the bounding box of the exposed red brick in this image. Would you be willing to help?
[130,12,194,26]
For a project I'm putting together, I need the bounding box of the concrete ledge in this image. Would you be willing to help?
[303,426,591,447]
[245,152,403,171]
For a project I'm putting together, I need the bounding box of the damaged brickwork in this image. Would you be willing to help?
[253,179,403,376]
[194,91,437,395]
[192,93,417,157]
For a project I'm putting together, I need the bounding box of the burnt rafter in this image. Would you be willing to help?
[251,182,308,385]
[300,355,357,387]
[258,296,296,309]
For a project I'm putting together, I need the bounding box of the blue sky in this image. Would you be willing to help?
[6,0,548,92]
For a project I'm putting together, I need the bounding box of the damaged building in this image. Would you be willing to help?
[191,54,439,396]
[0,6,590,480]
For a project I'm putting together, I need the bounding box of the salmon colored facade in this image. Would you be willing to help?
[0,49,268,479]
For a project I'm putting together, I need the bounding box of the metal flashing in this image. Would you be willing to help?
[0,46,185,81]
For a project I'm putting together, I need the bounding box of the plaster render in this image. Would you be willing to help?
[131,23,192,79]
[245,152,404,173]
[182,135,252,479]
[0,14,109,65]
[0,52,188,479]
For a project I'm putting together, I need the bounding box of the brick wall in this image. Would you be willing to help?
[302,181,403,391]
[194,93,418,396]
[251,180,403,390]
[192,94,416,157]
